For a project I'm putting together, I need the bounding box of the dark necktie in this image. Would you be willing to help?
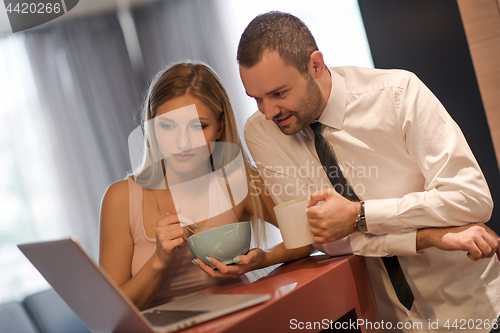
[310,122,414,310]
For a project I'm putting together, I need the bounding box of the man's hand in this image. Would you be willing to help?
[306,188,360,243]
[417,223,500,261]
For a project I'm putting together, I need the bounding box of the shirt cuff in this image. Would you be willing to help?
[383,231,419,256]
[365,198,401,235]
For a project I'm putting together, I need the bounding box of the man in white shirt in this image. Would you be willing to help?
[237,11,500,332]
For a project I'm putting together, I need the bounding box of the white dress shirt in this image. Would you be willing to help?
[244,66,500,332]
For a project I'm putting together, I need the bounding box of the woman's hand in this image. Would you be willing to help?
[194,248,266,278]
[154,213,188,270]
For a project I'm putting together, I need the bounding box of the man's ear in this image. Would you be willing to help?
[217,114,225,140]
[309,51,326,79]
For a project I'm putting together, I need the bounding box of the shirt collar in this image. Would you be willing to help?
[316,68,346,130]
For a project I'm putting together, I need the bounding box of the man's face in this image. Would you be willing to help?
[239,50,325,135]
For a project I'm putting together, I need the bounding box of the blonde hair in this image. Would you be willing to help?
[132,62,266,247]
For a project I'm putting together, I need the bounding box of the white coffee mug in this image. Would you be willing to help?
[273,197,316,249]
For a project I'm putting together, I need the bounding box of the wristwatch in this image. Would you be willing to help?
[355,201,368,234]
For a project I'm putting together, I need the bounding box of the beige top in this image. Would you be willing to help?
[127,177,232,308]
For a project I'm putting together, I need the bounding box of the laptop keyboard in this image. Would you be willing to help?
[143,310,208,327]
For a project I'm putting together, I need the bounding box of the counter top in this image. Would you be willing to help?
[181,254,381,333]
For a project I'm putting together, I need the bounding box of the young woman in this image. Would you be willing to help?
[99,63,311,310]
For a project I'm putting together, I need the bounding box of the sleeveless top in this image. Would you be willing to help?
[127,176,236,308]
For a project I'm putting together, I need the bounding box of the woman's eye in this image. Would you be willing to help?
[191,123,207,130]
[160,123,174,130]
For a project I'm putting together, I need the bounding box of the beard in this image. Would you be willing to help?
[276,76,325,135]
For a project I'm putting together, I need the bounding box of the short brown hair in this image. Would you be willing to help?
[237,11,319,75]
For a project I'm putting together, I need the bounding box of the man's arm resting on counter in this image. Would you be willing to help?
[416,223,500,260]
[314,223,499,261]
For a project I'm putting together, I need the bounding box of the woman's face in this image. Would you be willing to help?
[153,94,224,176]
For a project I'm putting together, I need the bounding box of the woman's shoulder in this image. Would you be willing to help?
[102,178,130,208]
[107,178,129,194]
[99,180,133,256]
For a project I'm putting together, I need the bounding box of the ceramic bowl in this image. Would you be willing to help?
[187,222,251,268]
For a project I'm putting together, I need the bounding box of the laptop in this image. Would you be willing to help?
[18,238,271,333]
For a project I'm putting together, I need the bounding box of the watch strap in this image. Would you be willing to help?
[355,201,368,233]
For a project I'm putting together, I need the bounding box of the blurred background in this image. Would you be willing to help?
[0,0,373,304]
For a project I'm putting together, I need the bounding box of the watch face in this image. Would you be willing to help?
[357,219,368,233]
[356,201,367,233]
